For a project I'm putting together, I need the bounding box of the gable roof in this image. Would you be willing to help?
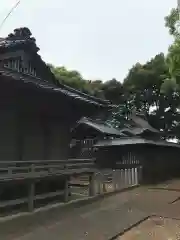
[131,112,159,133]
[116,110,159,136]
[0,38,39,52]
[0,28,111,108]
[119,127,158,136]
[0,67,110,107]
[72,117,126,136]
[72,110,160,138]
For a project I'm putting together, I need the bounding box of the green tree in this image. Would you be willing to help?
[123,54,168,115]
[49,65,126,102]
[165,8,179,37]
[101,78,124,104]
[47,5,180,141]
[49,65,87,91]
[107,52,180,140]
[163,7,180,138]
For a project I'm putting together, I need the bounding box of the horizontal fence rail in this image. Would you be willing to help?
[0,158,142,217]
[0,159,96,182]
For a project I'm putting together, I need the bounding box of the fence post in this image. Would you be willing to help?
[102,173,107,192]
[134,168,138,185]
[132,168,135,185]
[124,169,127,186]
[117,170,121,189]
[64,176,69,202]
[129,168,132,186]
[97,173,102,194]
[112,170,117,190]
[28,181,35,212]
[138,166,142,184]
[89,172,95,196]
[116,170,120,190]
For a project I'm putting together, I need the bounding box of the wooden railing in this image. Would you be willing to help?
[0,159,142,217]
[0,158,96,182]
[0,159,97,214]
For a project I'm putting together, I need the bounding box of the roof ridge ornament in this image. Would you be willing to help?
[5,27,39,52]
[7,27,33,40]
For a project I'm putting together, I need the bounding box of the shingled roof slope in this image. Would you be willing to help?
[72,117,126,136]
[0,27,111,108]
[94,137,180,149]
[119,127,158,136]
[0,67,110,107]
[131,111,159,133]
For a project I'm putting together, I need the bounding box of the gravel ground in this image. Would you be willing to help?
[3,179,180,240]
[119,216,180,240]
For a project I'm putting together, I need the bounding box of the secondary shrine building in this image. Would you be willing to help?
[71,112,180,184]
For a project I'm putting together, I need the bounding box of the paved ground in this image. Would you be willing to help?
[119,216,180,240]
[3,179,180,240]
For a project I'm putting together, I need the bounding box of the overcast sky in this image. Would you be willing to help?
[0,0,177,81]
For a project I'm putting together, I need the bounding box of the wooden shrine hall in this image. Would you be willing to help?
[0,27,114,213]
[0,27,111,162]
[0,27,179,185]
[0,27,179,216]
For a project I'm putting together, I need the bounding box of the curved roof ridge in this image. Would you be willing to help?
[0,27,111,108]
[73,117,125,136]
[59,83,111,105]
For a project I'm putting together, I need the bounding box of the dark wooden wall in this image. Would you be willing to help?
[0,77,78,161]
[95,145,142,169]
[94,144,180,184]
[141,145,180,184]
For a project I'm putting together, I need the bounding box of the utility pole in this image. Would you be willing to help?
[178,0,180,12]
[0,1,21,32]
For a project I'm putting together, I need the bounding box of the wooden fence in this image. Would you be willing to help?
[0,159,142,217]
[69,167,141,197]
[0,159,96,181]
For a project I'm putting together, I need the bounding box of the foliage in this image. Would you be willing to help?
[49,65,101,96]
[49,64,125,102]
[47,6,180,141]
[164,8,179,37]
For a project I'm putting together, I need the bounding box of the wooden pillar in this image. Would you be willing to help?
[97,173,102,194]
[97,182,101,194]
[131,168,134,185]
[119,170,122,188]
[101,171,107,192]
[128,169,131,186]
[137,166,142,184]
[132,167,135,185]
[124,169,128,186]
[28,181,35,212]
[117,170,121,189]
[102,182,106,192]
[89,173,96,196]
[112,170,117,190]
[64,177,69,202]
[140,149,150,184]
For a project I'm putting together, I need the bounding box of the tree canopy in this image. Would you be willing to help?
[48,6,180,142]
